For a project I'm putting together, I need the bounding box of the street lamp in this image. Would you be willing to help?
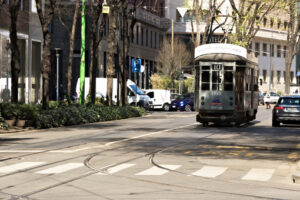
[54,48,61,101]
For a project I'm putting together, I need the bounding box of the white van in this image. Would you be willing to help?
[144,89,171,111]
[76,78,152,108]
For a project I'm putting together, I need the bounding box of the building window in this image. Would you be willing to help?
[277,70,281,83]
[141,28,144,46]
[284,21,288,30]
[277,45,281,57]
[271,70,274,84]
[154,32,157,49]
[136,26,139,45]
[176,9,195,22]
[283,46,287,58]
[291,71,294,82]
[270,44,274,57]
[277,19,281,29]
[150,31,153,48]
[263,18,267,27]
[255,42,260,56]
[263,43,267,56]
[146,29,148,47]
[263,70,267,83]
[270,18,274,28]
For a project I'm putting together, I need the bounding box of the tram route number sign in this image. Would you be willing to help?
[212,64,223,70]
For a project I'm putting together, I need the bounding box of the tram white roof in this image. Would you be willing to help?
[195,44,247,59]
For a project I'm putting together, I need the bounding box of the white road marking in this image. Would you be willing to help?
[136,165,181,176]
[242,168,275,181]
[104,123,197,147]
[192,166,227,178]
[0,150,43,153]
[96,163,136,175]
[0,123,197,153]
[0,162,45,173]
[36,163,84,174]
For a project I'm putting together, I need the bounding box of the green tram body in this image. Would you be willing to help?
[194,44,259,126]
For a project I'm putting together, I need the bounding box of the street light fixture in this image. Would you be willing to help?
[54,48,61,101]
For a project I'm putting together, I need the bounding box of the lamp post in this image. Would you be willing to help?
[54,48,61,101]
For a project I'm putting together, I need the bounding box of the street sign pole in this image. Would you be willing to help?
[80,0,86,105]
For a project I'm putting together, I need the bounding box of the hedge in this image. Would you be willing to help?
[0,103,146,129]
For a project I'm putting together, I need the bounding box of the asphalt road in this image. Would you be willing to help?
[0,106,300,200]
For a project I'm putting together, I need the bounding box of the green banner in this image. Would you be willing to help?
[80,0,86,105]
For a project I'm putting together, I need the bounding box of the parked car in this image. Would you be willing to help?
[171,93,180,101]
[264,92,280,104]
[272,95,300,127]
[144,89,171,111]
[171,93,194,111]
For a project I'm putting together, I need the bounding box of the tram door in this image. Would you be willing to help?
[235,67,245,110]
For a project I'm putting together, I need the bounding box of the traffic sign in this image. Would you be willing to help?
[132,58,141,73]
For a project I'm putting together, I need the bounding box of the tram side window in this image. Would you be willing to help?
[212,71,223,91]
[201,71,210,90]
[224,71,233,91]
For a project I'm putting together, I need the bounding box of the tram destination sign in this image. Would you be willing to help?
[194,44,247,59]
[212,64,223,70]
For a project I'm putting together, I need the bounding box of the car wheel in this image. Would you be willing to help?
[272,118,280,127]
[163,103,170,111]
[185,104,192,112]
[203,122,208,127]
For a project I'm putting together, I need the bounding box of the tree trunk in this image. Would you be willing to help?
[9,0,21,103]
[35,0,57,109]
[67,0,80,103]
[285,55,292,95]
[107,6,117,106]
[195,0,201,46]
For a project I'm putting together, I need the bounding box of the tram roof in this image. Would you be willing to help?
[194,44,258,69]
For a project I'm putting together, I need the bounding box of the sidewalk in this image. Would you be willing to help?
[0,127,33,134]
[292,161,300,183]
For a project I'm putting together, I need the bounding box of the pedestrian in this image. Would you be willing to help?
[265,92,271,109]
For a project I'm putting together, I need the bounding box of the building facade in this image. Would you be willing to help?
[50,0,170,97]
[0,0,43,103]
[164,0,299,94]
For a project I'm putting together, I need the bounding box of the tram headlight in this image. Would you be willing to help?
[201,102,205,105]
[201,96,205,100]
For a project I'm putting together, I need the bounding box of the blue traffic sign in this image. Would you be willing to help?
[132,58,141,73]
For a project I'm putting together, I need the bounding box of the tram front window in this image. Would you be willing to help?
[224,71,233,91]
[212,71,222,91]
[201,71,210,90]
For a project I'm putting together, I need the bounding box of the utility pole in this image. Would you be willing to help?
[80,0,86,105]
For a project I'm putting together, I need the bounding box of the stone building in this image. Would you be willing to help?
[164,0,299,94]
[0,0,43,103]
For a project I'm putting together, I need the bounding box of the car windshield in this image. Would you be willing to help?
[176,93,192,100]
[279,98,300,105]
[129,85,145,95]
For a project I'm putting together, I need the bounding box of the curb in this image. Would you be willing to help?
[292,161,300,184]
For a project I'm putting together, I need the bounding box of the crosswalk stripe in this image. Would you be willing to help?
[242,168,275,181]
[36,163,84,174]
[136,165,181,176]
[0,162,45,173]
[96,163,136,175]
[192,166,227,178]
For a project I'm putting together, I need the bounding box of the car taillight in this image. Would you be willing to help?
[275,106,284,110]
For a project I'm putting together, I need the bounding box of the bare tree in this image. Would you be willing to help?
[57,0,80,103]
[229,0,282,50]
[284,0,300,95]
[8,0,21,103]
[35,0,58,109]
[106,0,119,106]
[87,0,105,104]
[157,37,191,89]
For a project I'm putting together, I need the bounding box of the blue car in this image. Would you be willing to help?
[171,93,194,111]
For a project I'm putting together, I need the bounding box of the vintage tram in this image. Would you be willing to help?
[194,44,259,126]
